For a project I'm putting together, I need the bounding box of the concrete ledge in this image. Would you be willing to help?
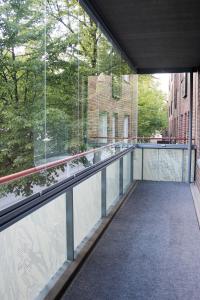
[42,181,138,300]
[190,183,200,229]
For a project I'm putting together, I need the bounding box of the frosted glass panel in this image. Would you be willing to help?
[143,149,159,180]
[183,149,195,182]
[141,148,194,182]
[106,160,120,210]
[73,172,101,249]
[123,152,131,192]
[158,149,182,181]
[143,148,182,182]
[133,148,142,180]
[0,194,67,300]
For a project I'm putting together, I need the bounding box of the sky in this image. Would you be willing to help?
[153,73,170,94]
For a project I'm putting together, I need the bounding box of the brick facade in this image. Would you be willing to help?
[88,74,138,144]
[168,73,190,143]
[169,72,200,190]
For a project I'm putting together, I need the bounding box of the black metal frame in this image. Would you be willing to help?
[137,67,198,74]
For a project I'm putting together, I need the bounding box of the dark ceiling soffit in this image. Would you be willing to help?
[137,67,199,74]
[79,0,138,74]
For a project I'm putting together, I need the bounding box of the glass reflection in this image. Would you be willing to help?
[0,0,137,206]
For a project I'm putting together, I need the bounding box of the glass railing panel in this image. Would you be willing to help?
[158,149,182,181]
[106,160,120,211]
[123,152,131,192]
[0,194,67,300]
[0,171,47,211]
[133,148,142,180]
[140,146,195,182]
[143,149,159,180]
[73,172,101,250]
[183,149,195,182]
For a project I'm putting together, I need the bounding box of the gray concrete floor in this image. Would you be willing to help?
[62,181,200,300]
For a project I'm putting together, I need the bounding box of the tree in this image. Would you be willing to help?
[138,75,168,137]
[0,0,132,198]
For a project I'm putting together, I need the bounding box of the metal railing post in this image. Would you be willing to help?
[101,168,107,217]
[181,149,184,182]
[130,150,134,182]
[66,188,74,261]
[141,148,144,180]
[119,157,123,196]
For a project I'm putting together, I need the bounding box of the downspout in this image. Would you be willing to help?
[188,72,193,183]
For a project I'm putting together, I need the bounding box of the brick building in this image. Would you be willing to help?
[87,73,138,144]
[168,72,200,190]
[168,73,191,142]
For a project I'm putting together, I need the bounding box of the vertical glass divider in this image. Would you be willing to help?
[101,168,107,217]
[66,188,74,261]
[120,157,123,196]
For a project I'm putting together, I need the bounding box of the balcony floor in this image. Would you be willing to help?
[62,181,200,300]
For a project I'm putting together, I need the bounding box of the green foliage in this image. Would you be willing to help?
[138,75,168,137]
[0,0,133,198]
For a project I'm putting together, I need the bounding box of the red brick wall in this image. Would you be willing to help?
[194,72,200,190]
[168,72,200,189]
[195,165,200,191]
[168,73,190,143]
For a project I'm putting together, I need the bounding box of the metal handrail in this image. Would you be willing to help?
[0,139,196,185]
[0,142,123,185]
[90,136,195,141]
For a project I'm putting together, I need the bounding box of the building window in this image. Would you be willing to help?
[174,118,176,137]
[123,115,130,142]
[99,112,108,144]
[181,73,187,98]
[112,113,118,140]
[112,75,121,99]
[123,75,130,83]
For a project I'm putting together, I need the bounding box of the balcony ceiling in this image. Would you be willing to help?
[81,0,200,73]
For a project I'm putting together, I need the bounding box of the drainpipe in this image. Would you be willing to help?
[188,72,193,183]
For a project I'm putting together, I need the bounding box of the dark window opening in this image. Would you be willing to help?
[112,75,121,99]
[181,73,187,98]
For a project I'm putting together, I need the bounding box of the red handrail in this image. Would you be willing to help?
[90,136,195,141]
[0,142,118,185]
[0,136,195,185]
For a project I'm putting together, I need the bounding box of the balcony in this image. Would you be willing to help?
[1,0,200,299]
[0,144,197,300]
